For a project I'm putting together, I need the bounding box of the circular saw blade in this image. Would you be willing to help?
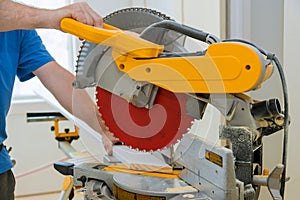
[96,86,193,151]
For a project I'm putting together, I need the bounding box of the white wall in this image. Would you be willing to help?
[78,0,132,16]
[249,1,285,199]
[283,0,300,198]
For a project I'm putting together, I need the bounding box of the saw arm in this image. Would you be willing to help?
[61,18,273,94]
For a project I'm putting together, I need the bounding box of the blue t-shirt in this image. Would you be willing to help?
[0,30,54,174]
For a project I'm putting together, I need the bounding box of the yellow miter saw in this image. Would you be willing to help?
[55,8,289,200]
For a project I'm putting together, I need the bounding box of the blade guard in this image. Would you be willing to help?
[71,8,195,151]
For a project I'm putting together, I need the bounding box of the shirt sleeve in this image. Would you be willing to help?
[17,30,54,82]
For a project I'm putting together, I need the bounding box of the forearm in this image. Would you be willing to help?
[34,62,101,131]
[35,62,116,154]
[0,0,102,32]
[0,0,53,31]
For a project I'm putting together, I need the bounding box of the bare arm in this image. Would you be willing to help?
[33,61,117,155]
[0,0,102,32]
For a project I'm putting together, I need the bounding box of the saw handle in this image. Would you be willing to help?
[60,18,163,57]
[60,18,123,43]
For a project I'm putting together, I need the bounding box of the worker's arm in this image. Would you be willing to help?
[0,0,102,32]
[33,61,117,155]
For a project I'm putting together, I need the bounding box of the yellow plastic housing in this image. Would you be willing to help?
[61,18,272,93]
[113,42,272,93]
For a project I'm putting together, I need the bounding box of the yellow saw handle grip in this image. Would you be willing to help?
[60,18,163,58]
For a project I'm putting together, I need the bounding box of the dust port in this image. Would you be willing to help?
[251,98,281,119]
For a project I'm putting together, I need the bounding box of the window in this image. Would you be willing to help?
[13,0,75,100]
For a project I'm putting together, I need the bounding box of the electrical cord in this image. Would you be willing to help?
[269,54,289,198]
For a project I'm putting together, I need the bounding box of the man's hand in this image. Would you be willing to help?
[102,131,119,156]
[96,111,119,155]
[51,2,103,30]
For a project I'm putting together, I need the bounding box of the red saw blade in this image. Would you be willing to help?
[96,86,193,151]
